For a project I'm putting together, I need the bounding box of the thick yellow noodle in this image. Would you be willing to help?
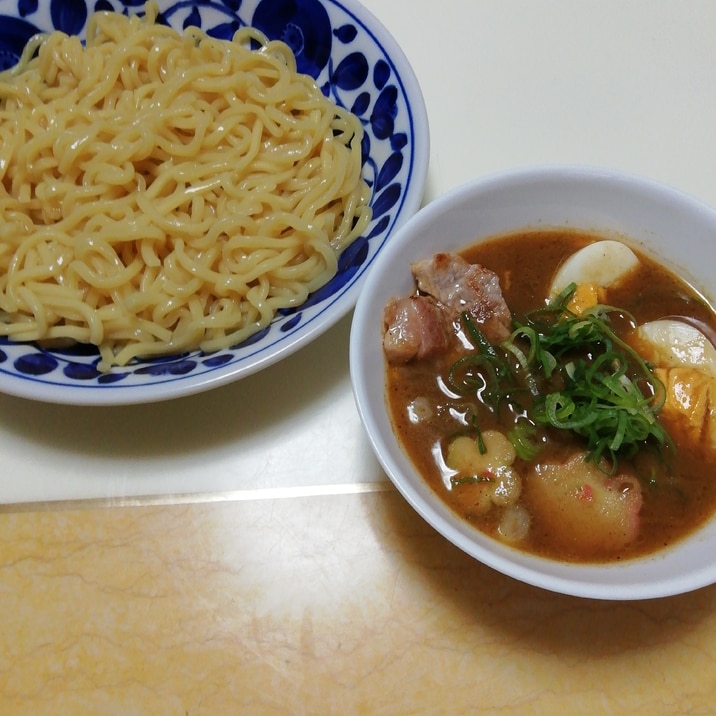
[0,2,371,370]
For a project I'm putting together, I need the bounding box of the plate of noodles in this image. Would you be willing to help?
[0,0,429,405]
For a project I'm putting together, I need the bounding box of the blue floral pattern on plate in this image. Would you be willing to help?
[0,0,429,404]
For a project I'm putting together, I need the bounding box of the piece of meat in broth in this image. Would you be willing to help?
[525,452,642,555]
[383,295,450,363]
[411,253,512,344]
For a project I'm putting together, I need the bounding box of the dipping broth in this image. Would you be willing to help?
[385,230,716,563]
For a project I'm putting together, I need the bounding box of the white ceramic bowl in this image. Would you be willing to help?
[350,165,716,600]
[0,0,428,405]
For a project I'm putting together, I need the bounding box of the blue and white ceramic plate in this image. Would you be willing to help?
[0,0,429,405]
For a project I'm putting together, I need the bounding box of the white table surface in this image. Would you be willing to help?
[3,0,716,506]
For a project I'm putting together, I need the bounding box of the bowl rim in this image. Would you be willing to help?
[350,163,716,600]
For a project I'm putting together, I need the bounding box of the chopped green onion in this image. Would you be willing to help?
[462,313,499,357]
[450,474,493,487]
[509,421,542,461]
[451,286,672,474]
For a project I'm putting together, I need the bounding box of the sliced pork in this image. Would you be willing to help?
[383,295,449,364]
[411,253,512,344]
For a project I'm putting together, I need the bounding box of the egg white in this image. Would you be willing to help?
[549,240,640,299]
[635,319,716,378]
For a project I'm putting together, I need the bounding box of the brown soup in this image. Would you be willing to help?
[386,230,716,563]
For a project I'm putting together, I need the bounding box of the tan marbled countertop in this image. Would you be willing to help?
[3,1,716,713]
[3,491,716,714]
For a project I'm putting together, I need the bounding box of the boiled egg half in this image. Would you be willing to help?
[548,240,640,303]
[634,319,716,379]
[633,319,716,453]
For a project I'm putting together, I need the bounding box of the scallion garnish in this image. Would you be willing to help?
[508,421,542,461]
[450,474,493,487]
[450,283,672,474]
